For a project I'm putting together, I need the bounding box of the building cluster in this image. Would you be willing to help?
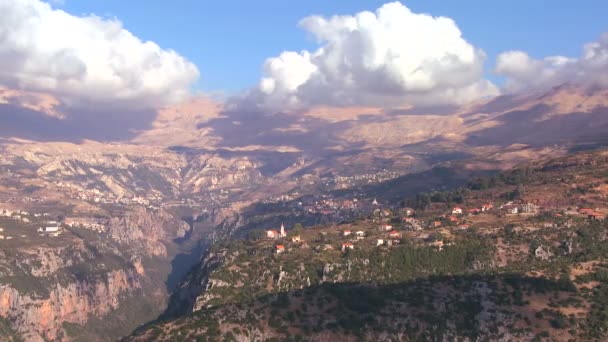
[266,224,306,254]
[0,208,65,240]
[327,170,400,190]
[340,222,406,252]
[37,221,63,237]
[266,223,287,240]
[578,208,606,221]
[64,217,107,233]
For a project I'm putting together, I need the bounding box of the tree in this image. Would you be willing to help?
[247,229,265,241]
[415,193,431,209]
[289,223,304,237]
[514,184,525,199]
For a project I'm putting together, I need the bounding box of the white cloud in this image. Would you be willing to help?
[0,0,199,109]
[496,33,608,92]
[251,1,498,110]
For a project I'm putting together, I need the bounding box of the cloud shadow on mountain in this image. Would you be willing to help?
[465,104,608,147]
[0,102,157,142]
[196,107,370,156]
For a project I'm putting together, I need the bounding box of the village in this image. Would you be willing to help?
[322,169,401,190]
[0,208,68,242]
[260,198,607,257]
[0,207,115,244]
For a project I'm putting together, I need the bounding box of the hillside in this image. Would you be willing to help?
[128,150,608,341]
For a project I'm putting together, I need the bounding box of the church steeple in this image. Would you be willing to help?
[280,222,286,237]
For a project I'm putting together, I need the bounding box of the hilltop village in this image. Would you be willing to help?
[262,199,606,257]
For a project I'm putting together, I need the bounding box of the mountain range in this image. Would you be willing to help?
[0,83,608,341]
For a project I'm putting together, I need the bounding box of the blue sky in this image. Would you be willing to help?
[54,0,608,94]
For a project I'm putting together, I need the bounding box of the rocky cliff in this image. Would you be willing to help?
[0,268,140,341]
[107,208,190,257]
[0,141,270,204]
[0,204,201,341]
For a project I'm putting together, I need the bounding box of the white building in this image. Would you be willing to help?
[39,226,61,234]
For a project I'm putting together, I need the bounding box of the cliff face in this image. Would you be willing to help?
[0,268,140,341]
[162,251,225,318]
[107,208,190,257]
[0,204,202,341]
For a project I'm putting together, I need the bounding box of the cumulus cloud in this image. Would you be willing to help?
[251,1,498,110]
[0,0,199,109]
[496,33,608,92]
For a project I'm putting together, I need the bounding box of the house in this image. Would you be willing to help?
[291,235,301,243]
[380,224,393,231]
[266,230,280,239]
[579,208,595,215]
[355,231,365,237]
[432,221,442,228]
[376,239,384,246]
[452,207,463,215]
[459,224,470,230]
[38,226,61,234]
[389,231,402,239]
[481,203,493,212]
[275,245,285,254]
[507,207,519,214]
[46,226,60,233]
[447,216,459,223]
[343,230,352,237]
[521,203,539,214]
[431,240,445,251]
[403,208,414,216]
[589,212,606,221]
[341,242,354,252]
[467,208,481,215]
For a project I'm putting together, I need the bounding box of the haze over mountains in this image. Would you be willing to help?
[3,82,607,173]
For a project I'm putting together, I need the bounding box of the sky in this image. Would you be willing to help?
[1,0,608,114]
[57,0,608,94]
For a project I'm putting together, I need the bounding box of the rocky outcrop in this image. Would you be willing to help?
[534,245,553,261]
[0,205,194,341]
[1,141,271,203]
[16,245,83,278]
[181,155,262,193]
[0,268,140,341]
[163,251,226,318]
[107,208,189,257]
